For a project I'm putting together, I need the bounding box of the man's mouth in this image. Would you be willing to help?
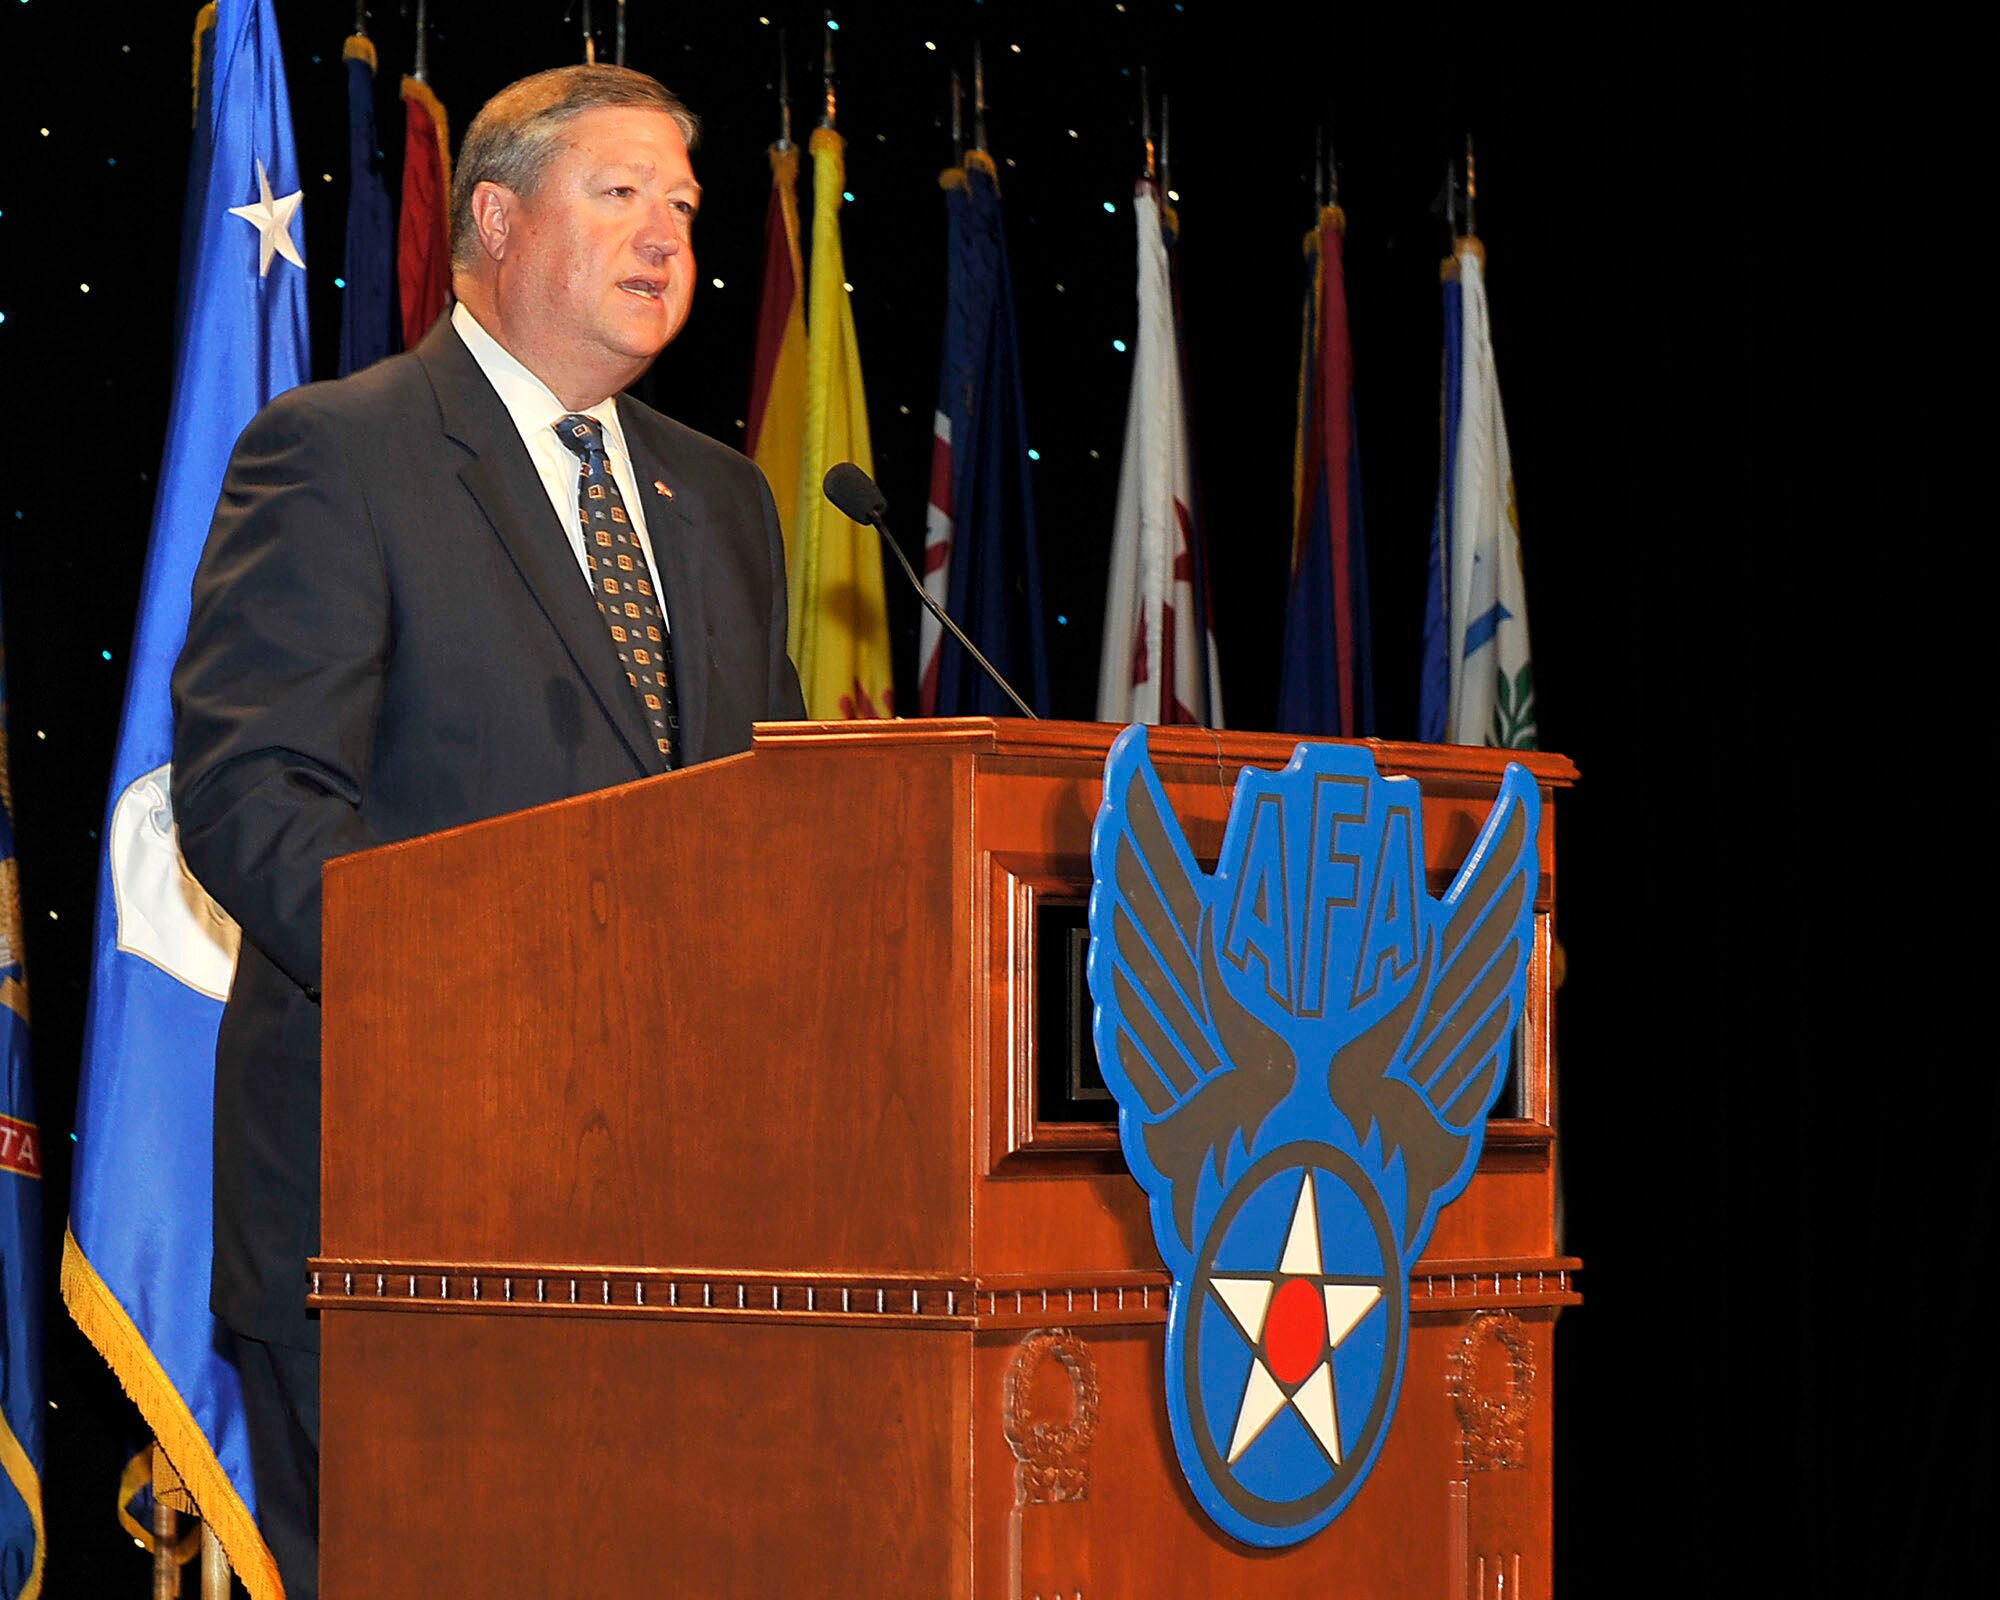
[619,277,665,300]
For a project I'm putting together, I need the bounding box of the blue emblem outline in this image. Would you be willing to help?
[1086,725,1541,1547]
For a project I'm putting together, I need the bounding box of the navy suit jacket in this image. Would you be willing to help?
[172,319,805,1345]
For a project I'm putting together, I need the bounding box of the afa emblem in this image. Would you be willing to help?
[1086,727,1540,1546]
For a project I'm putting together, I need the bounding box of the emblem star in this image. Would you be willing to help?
[1209,1171,1383,1468]
[227,158,305,278]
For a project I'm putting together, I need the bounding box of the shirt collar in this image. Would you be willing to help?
[451,302,628,458]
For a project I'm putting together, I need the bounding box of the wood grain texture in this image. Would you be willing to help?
[319,719,1576,1598]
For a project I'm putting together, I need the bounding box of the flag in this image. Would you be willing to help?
[2,609,45,1600]
[61,5,306,1595]
[337,31,395,375]
[398,73,451,350]
[1420,237,1536,748]
[746,141,808,578]
[918,149,1049,717]
[791,126,894,720]
[1097,179,1222,726]
[1276,204,1375,737]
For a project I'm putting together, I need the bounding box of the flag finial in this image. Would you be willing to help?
[412,0,428,82]
[581,0,596,65]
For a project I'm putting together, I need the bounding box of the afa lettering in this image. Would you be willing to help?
[1220,767,1421,1021]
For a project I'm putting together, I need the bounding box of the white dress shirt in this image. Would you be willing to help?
[450,302,669,632]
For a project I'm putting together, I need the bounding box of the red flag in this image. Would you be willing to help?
[398,76,451,349]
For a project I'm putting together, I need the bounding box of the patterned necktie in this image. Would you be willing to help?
[553,413,680,768]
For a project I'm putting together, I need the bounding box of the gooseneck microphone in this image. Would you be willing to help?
[822,463,1039,720]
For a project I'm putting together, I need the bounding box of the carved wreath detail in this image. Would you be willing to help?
[1003,1328,1102,1506]
[1449,1311,1536,1472]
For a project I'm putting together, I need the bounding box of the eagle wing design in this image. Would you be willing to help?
[1326,764,1540,1243]
[1089,729,1299,1259]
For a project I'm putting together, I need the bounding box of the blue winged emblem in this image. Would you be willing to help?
[1086,725,1541,1546]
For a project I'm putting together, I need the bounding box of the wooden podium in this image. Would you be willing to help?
[312,719,1578,1597]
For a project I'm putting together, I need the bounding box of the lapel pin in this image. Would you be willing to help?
[653,479,674,499]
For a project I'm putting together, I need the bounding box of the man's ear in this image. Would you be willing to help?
[471,181,518,261]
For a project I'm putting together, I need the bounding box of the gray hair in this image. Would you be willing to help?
[450,65,700,269]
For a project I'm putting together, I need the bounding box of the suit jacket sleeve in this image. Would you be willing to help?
[172,390,390,995]
[757,466,809,723]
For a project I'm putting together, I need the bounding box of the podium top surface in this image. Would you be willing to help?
[753,716,1579,788]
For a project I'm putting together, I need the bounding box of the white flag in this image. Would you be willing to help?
[1097,180,1222,726]
[1447,244,1536,748]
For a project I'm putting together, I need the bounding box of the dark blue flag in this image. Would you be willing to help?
[918,151,1050,717]
[338,31,395,375]
[1277,206,1375,737]
[2,603,45,1600]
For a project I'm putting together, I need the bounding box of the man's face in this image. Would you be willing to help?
[492,105,700,390]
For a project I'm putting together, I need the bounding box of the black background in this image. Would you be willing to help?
[0,1,1947,1594]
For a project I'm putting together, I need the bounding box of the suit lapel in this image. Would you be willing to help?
[416,322,664,777]
[618,401,710,764]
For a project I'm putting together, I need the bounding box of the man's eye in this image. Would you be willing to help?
[607,185,636,198]
[672,199,697,219]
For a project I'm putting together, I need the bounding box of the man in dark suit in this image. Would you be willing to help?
[171,64,804,1598]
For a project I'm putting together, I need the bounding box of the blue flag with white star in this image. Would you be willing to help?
[2,606,46,1600]
[63,5,304,1595]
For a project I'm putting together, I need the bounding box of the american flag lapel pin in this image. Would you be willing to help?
[653,479,674,499]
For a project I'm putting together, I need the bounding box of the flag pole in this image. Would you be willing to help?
[353,0,366,37]
[820,11,836,128]
[1160,92,1171,198]
[412,0,427,82]
[777,28,792,149]
[614,0,626,66]
[1464,134,1477,236]
[972,40,987,154]
[949,68,963,166]
[581,0,596,65]
[1139,65,1155,179]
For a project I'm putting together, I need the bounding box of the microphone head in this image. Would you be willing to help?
[823,462,888,526]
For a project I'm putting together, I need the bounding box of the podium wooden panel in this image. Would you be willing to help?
[313,719,1578,1597]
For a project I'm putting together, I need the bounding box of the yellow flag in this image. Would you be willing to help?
[792,128,894,718]
[748,143,808,572]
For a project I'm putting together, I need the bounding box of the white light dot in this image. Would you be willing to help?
[1067,129,1078,138]
[1089,449,1101,459]
[710,276,725,288]
[40,127,50,137]
[1010,42,1022,53]
[842,281,854,293]
[898,404,910,415]
[1168,188,1180,201]
[734,419,745,429]
[758,13,770,22]
[79,283,90,293]
[35,731,45,740]
[924,40,936,50]
[48,911,57,921]
[1054,283,1066,293]
[1005,158,1016,168]
[322,172,333,183]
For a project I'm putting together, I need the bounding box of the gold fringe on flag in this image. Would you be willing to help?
[61,1230,282,1600]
